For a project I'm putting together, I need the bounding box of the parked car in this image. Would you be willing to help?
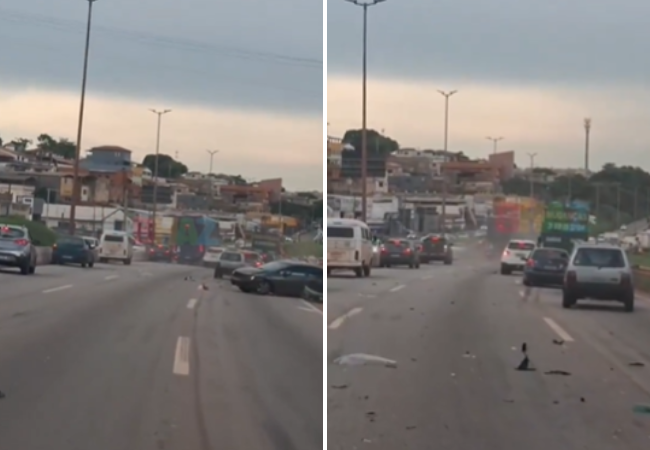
[419,234,454,265]
[523,247,569,287]
[378,239,420,268]
[0,223,38,275]
[52,236,95,268]
[562,244,635,311]
[231,260,322,296]
[213,250,263,278]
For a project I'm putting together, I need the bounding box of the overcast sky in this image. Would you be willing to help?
[0,0,323,190]
[327,0,650,171]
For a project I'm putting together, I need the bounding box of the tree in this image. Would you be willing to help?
[342,129,400,155]
[501,163,650,227]
[35,134,76,159]
[8,138,32,150]
[142,153,188,178]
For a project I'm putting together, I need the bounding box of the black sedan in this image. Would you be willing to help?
[147,244,174,262]
[378,239,420,268]
[523,247,569,287]
[231,260,322,297]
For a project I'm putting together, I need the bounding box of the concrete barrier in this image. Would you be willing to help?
[35,246,53,265]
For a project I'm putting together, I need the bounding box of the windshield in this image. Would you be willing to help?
[508,242,535,250]
[573,248,626,268]
[532,248,568,261]
[103,234,124,243]
[0,226,25,239]
[260,261,290,272]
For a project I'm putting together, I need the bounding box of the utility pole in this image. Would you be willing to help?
[526,152,537,198]
[486,136,504,154]
[438,90,457,232]
[345,0,387,222]
[206,149,218,209]
[584,118,591,172]
[69,0,99,236]
[149,108,171,242]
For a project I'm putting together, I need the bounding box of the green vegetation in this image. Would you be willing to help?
[0,216,57,246]
[504,164,650,228]
[284,241,322,258]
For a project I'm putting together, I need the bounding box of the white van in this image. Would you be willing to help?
[327,218,374,277]
[98,231,133,264]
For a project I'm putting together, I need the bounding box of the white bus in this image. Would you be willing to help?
[327,218,374,277]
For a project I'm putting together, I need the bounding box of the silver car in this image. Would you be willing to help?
[562,243,635,311]
[213,250,262,278]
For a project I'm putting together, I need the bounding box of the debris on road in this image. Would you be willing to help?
[552,339,565,345]
[516,355,535,371]
[0,390,5,399]
[632,404,650,415]
[331,384,348,389]
[544,370,571,376]
[462,351,477,359]
[628,362,645,368]
[333,353,398,368]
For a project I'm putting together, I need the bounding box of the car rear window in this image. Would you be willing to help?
[573,248,626,268]
[243,252,260,262]
[425,236,445,244]
[328,226,354,238]
[220,252,243,262]
[58,237,84,246]
[532,249,567,260]
[0,226,25,239]
[103,234,124,243]
[508,242,535,250]
[385,240,409,249]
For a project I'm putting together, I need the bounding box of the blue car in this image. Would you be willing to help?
[523,247,569,287]
[52,236,95,268]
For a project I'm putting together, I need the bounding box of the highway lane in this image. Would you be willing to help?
[0,263,322,450]
[328,252,650,449]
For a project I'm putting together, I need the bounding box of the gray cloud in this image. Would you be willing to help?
[0,0,322,114]
[328,0,650,87]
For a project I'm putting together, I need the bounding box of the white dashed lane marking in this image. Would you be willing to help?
[389,284,405,293]
[543,317,575,342]
[42,284,73,294]
[329,307,363,330]
[173,337,191,376]
[187,298,198,309]
[104,275,119,281]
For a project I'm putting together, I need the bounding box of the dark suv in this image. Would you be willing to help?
[419,234,453,265]
[0,224,37,275]
[379,239,420,268]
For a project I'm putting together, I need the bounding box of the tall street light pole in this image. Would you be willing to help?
[584,117,591,172]
[206,149,219,209]
[486,136,504,155]
[526,152,537,198]
[437,90,457,232]
[149,108,171,242]
[69,0,99,235]
[345,0,387,222]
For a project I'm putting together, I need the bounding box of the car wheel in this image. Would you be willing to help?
[409,263,414,269]
[562,291,576,309]
[29,264,35,274]
[256,280,272,295]
[363,264,371,277]
[88,262,94,268]
[444,259,452,265]
[623,293,635,312]
[81,262,87,268]
[20,262,30,275]
[354,267,363,277]
[123,259,131,265]
[239,286,252,293]
[214,270,222,279]
[500,264,511,275]
[415,263,420,269]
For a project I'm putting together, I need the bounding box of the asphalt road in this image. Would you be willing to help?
[0,261,322,450]
[328,244,650,449]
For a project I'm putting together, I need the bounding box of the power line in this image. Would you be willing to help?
[0,7,322,70]
[0,31,320,98]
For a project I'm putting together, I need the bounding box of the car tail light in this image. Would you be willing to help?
[52,243,58,249]
[621,273,631,286]
[403,248,411,254]
[14,239,28,246]
[503,250,510,257]
[255,261,262,267]
[566,270,577,285]
[199,245,204,253]
[526,259,535,268]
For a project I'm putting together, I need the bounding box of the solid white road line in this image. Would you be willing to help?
[300,300,323,314]
[328,307,363,330]
[187,298,198,309]
[543,317,575,342]
[42,284,73,294]
[104,275,119,281]
[173,337,191,376]
[389,284,405,293]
